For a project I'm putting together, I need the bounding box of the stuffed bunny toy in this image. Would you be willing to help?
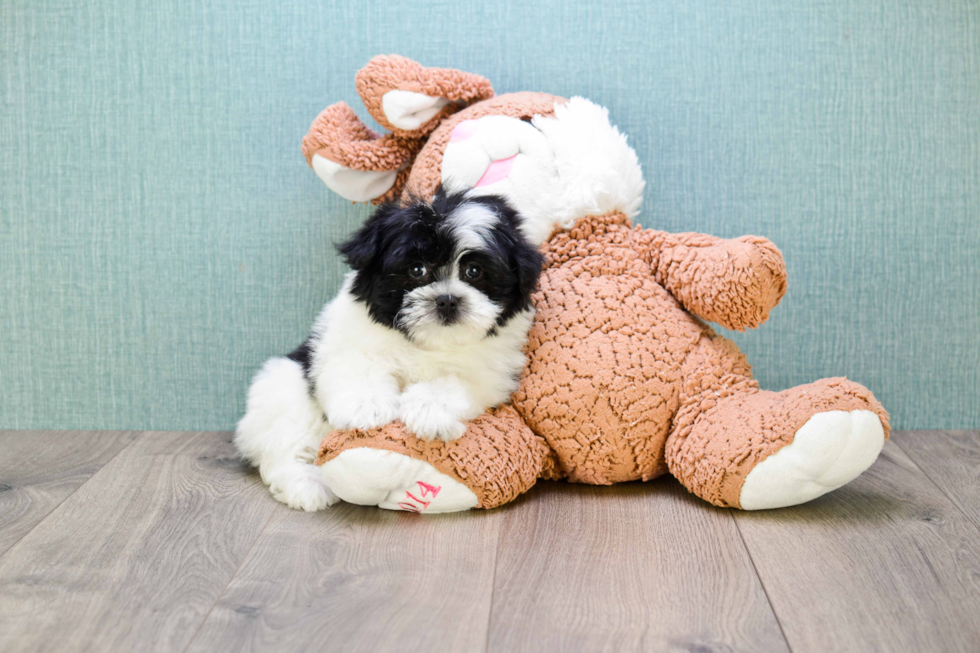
[289,55,890,513]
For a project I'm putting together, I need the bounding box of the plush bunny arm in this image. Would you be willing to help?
[634,229,787,331]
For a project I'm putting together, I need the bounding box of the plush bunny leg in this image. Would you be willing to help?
[665,334,890,509]
[316,406,558,513]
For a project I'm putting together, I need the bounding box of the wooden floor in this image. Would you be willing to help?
[0,430,978,652]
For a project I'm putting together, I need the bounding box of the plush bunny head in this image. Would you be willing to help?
[303,55,645,245]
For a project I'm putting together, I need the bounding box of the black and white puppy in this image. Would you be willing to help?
[235,189,543,511]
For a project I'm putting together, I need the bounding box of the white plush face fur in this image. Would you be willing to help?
[310,97,647,245]
[442,97,646,245]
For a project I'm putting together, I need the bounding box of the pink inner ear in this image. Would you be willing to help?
[475,155,516,187]
[449,120,479,143]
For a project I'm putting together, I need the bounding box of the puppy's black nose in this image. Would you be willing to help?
[435,294,459,322]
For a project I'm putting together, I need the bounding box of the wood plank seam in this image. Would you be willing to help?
[180,504,283,653]
[890,435,980,529]
[483,481,790,651]
[728,440,980,652]
[729,508,795,653]
[0,431,141,565]
[481,515,505,653]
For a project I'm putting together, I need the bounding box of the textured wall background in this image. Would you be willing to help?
[1,0,977,430]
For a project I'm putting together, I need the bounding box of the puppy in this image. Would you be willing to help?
[235,189,544,511]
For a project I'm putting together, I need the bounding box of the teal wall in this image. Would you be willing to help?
[2,0,977,431]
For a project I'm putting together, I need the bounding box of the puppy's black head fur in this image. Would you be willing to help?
[336,188,543,338]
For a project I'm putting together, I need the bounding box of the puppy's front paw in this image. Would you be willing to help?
[400,402,467,441]
[266,462,338,512]
[398,381,470,442]
[327,392,400,431]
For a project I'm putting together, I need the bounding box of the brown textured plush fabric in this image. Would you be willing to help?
[666,369,891,508]
[301,101,421,171]
[355,54,495,137]
[512,212,796,485]
[315,406,557,510]
[300,102,423,204]
[512,213,700,484]
[638,231,788,331]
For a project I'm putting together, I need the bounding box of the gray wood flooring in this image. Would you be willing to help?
[0,429,977,653]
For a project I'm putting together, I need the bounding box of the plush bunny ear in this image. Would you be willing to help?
[302,102,421,203]
[355,54,494,136]
[382,91,451,131]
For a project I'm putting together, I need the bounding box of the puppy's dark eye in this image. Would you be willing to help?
[464,263,482,280]
[409,264,427,279]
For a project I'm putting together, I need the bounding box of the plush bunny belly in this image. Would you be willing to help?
[512,213,707,484]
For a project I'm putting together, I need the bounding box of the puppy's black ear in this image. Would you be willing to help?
[468,192,544,311]
[336,202,398,270]
[513,240,545,310]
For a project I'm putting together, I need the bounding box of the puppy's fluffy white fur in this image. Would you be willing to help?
[236,196,538,511]
[236,283,533,512]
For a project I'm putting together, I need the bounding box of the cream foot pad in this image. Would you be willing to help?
[739,410,886,510]
[321,447,479,513]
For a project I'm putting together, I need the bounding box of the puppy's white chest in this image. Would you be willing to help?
[393,344,486,387]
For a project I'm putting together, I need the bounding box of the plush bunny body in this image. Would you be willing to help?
[287,55,890,513]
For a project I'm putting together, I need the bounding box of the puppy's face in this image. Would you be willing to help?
[338,189,543,348]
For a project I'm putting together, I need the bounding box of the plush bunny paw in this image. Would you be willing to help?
[320,448,478,513]
[738,410,886,510]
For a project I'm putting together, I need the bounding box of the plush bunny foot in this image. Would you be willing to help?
[315,406,556,512]
[666,371,890,509]
[738,409,885,510]
[321,448,478,513]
